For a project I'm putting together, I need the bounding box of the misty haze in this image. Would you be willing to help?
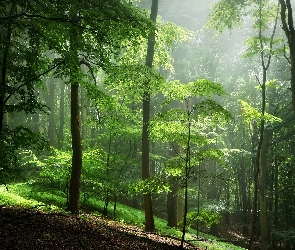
[0,1,294,249]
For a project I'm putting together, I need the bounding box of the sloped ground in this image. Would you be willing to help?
[0,207,200,250]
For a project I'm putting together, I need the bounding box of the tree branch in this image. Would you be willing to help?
[265,3,279,69]
[79,59,97,84]
[284,44,292,65]
[4,60,64,104]
[279,0,291,42]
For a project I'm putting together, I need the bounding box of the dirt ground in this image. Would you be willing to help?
[0,206,201,250]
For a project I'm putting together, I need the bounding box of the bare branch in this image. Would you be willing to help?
[284,44,292,65]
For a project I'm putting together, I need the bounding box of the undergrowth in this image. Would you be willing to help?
[0,182,245,250]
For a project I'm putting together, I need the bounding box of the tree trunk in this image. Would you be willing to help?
[67,13,82,215]
[0,1,15,134]
[259,128,272,250]
[47,76,55,147]
[81,85,87,145]
[141,0,158,233]
[248,116,259,246]
[208,161,220,237]
[272,155,279,249]
[249,4,277,248]
[167,142,180,228]
[58,82,65,149]
[240,162,249,235]
[279,0,295,115]
[67,80,82,214]
[167,181,179,227]
[180,99,192,248]
[32,113,39,133]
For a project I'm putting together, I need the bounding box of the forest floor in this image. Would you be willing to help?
[212,223,249,249]
[0,206,203,250]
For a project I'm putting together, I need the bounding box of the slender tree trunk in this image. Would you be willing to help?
[259,129,272,250]
[279,0,295,115]
[67,13,82,215]
[58,82,65,149]
[249,119,259,248]
[104,132,112,216]
[209,162,220,237]
[249,4,278,248]
[167,181,179,227]
[180,98,192,248]
[249,102,264,250]
[237,126,249,235]
[32,113,39,133]
[0,1,15,134]
[167,142,180,228]
[142,0,158,233]
[196,163,201,238]
[240,161,249,235]
[272,155,279,249]
[81,85,87,145]
[3,111,8,126]
[47,76,55,147]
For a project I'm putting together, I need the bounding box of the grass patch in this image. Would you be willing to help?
[0,185,40,207]
[0,183,64,212]
[0,182,246,250]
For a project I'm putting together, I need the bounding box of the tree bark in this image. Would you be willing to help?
[141,0,158,233]
[180,100,191,248]
[0,1,15,134]
[58,82,65,149]
[272,155,279,249]
[249,4,278,248]
[279,0,295,115]
[67,80,82,214]
[167,142,180,228]
[167,181,179,227]
[259,128,272,250]
[81,85,87,144]
[240,161,249,235]
[67,13,82,215]
[32,113,39,133]
[47,76,55,147]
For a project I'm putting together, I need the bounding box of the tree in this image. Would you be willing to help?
[61,1,154,214]
[47,76,56,147]
[242,2,280,248]
[167,142,181,227]
[279,0,295,115]
[142,0,158,233]
[150,79,231,247]
[66,11,83,215]
[1,0,154,212]
[58,82,66,149]
[207,1,284,248]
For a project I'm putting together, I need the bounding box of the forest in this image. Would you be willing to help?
[1,0,295,249]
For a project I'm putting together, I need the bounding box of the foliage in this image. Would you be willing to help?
[117,16,192,72]
[185,210,222,228]
[239,99,282,123]
[243,36,284,59]
[162,79,228,104]
[272,229,295,247]
[129,174,171,195]
[151,79,231,147]
[0,126,48,184]
[206,0,277,33]
[21,149,70,194]
[205,0,247,32]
